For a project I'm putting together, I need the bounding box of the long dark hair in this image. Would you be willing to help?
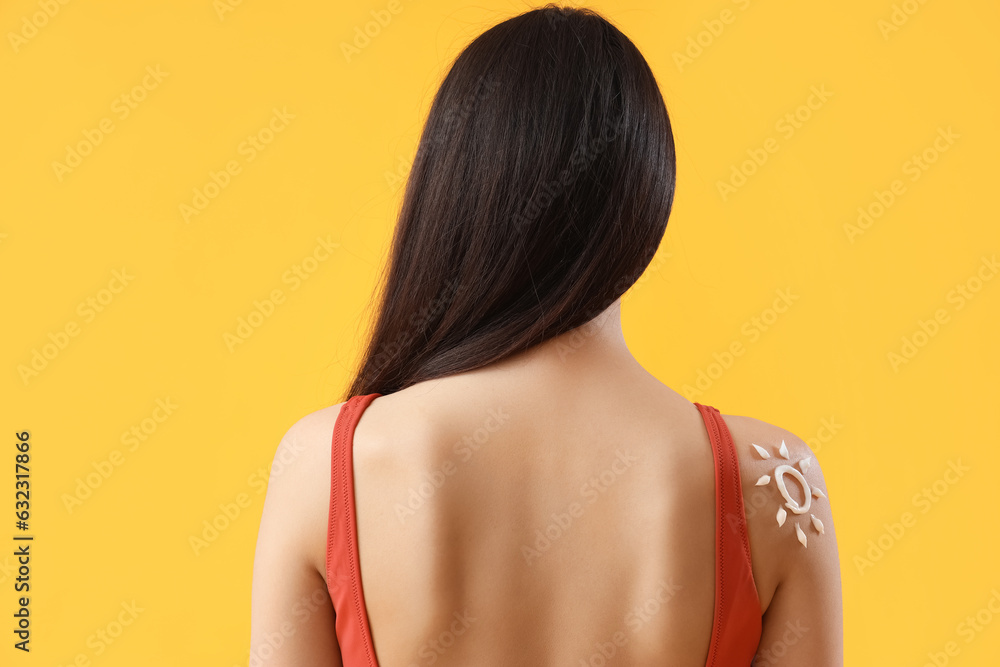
[343,3,676,400]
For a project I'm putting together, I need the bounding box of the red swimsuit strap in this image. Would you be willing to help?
[327,396,760,666]
[327,393,382,667]
[694,402,763,666]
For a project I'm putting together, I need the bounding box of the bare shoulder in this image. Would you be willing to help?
[270,402,346,493]
[251,402,348,664]
[717,412,840,616]
[260,402,347,577]
[280,402,346,447]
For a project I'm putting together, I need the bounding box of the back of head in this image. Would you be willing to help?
[346,4,676,399]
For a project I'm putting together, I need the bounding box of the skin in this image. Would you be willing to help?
[250,297,843,666]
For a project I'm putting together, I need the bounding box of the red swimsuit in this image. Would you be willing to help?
[326,393,763,665]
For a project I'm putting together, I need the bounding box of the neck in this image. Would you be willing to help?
[499,298,636,373]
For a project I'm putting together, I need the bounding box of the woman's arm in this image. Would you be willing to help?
[727,415,845,666]
[754,439,843,666]
[250,406,345,666]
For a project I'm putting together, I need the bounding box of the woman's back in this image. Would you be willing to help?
[351,353,743,666]
[251,328,843,666]
[250,7,842,662]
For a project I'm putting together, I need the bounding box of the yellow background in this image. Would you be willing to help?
[2,0,998,664]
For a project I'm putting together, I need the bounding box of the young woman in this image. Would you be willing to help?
[251,5,843,665]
